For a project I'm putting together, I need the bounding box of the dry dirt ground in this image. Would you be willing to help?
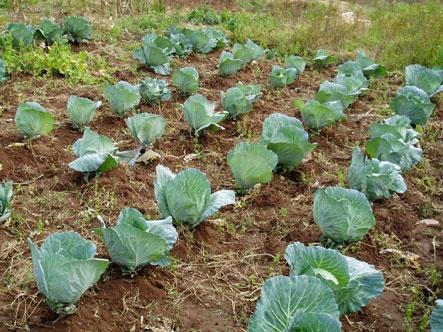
[0,20,442,332]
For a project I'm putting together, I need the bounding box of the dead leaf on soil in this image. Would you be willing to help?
[380,248,421,268]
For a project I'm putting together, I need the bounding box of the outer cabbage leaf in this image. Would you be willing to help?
[221,83,261,118]
[35,19,65,44]
[0,181,13,223]
[125,112,166,146]
[316,81,356,109]
[139,76,171,104]
[270,65,298,88]
[28,232,109,315]
[63,16,92,43]
[369,115,419,144]
[431,299,443,332]
[295,99,345,129]
[169,32,193,56]
[218,51,243,76]
[248,275,340,332]
[313,49,335,67]
[285,55,306,74]
[232,39,264,66]
[103,81,141,116]
[313,186,376,242]
[227,142,278,189]
[0,59,8,84]
[15,102,55,140]
[261,113,316,170]
[7,23,35,48]
[356,50,387,78]
[142,33,175,55]
[348,147,407,201]
[154,165,235,228]
[132,37,171,75]
[189,28,226,53]
[67,95,101,129]
[390,86,435,125]
[405,64,443,97]
[181,94,227,135]
[172,67,199,95]
[287,313,342,332]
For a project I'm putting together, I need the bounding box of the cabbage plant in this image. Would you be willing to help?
[139,77,171,104]
[28,232,109,315]
[270,65,298,88]
[348,148,407,201]
[132,35,171,75]
[181,94,227,136]
[295,99,345,129]
[68,127,119,181]
[15,102,56,140]
[366,115,422,171]
[313,186,376,243]
[0,181,13,223]
[189,28,226,53]
[248,275,341,332]
[168,31,193,56]
[221,83,261,118]
[431,299,443,332]
[7,23,35,48]
[125,113,166,147]
[172,67,199,95]
[356,50,387,78]
[154,165,235,228]
[0,59,8,84]
[141,33,175,55]
[67,95,101,129]
[316,81,356,109]
[227,142,278,190]
[405,64,443,97]
[35,19,65,45]
[284,241,384,314]
[260,113,316,170]
[336,61,369,95]
[218,51,243,76]
[232,39,264,66]
[103,81,141,117]
[390,86,435,125]
[95,207,178,273]
[285,55,306,75]
[63,16,92,43]
[313,49,335,67]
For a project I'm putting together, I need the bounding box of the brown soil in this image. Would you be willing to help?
[0,40,442,332]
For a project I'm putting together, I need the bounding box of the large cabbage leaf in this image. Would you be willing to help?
[15,102,56,140]
[315,81,356,109]
[260,113,316,170]
[295,99,345,129]
[35,19,65,44]
[95,207,177,272]
[313,186,376,242]
[356,50,387,78]
[125,112,166,146]
[286,55,306,75]
[431,299,443,332]
[132,36,171,75]
[313,49,335,67]
[221,83,261,118]
[168,32,193,56]
[28,231,109,315]
[103,81,141,117]
[181,94,227,135]
[68,127,118,180]
[227,142,278,190]
[232,39,264,66]
[270,65,298,88]
[189,28,226,53]
[284,241,385,314]
[63,16,92,43]
[154,165,235,228]
[248,275,341,332]
[0,181,13,223]
[348,147,407,201]
[7,23,35,48]
[172,67,199,95]
[139,76,171,104]
[218,51,243,76]
[390,86,435,125]
[335,61,369,96]
[67,95,101,129]
[405,64,443,97]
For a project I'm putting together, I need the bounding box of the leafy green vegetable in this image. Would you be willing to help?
[316,81,356,109]
[356,50,387,78]
[154,165,235,228]
[221,83,261,118]
[28,232,109,315]
[187,5,220,25]
[232,39,264,66]
[168,32,193,56]
[285,55,306,74]
[63,16,92,43]
[125,113,166,147]
[285,241,384,314]
[260,113,316,170]
[336,61,369,96]
[218,51,243,76]
[0,58,8,84]
[180,94,227,136]
[431,299,443,332]
[35,19,65,45]
[132,35,171,75]
[0,181,13,223]
[248,275,341,332]
[313,186,376,243]
[139,76,171,104]
[15,102,55,140]
[68,127,118,181]
[270,65,298,88]
[95,208,177,273]
[189,28,227,53]
[295,99,345,129]
[67,95,101,129]
[7,23,35,48]
[348,147,407,201]
[313,49,335,67]
[103,81,141,117]
[405,64,443,97]
[227,142,278,190]
[390,86,435,125]
[172,67,199,95]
